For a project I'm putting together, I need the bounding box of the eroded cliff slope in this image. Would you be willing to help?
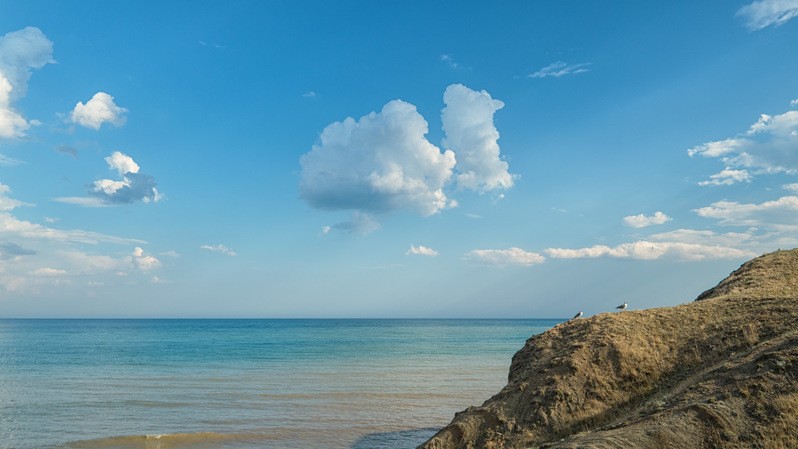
[420,249,798,449]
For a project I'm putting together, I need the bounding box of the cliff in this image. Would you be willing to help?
[419,249,798,449]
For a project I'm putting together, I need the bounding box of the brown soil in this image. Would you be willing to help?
[419,249,798,449]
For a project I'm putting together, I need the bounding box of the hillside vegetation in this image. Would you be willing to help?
[420,249,798,449]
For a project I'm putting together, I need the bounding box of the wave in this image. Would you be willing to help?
[65,431,273,449]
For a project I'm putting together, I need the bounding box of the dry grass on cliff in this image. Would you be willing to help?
[696,249,798,301]
[420,249,798,449]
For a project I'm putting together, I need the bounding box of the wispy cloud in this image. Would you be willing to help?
[529,61,590,79]
[0,183,160,294]
[55,145,78,158]
[200,244,237,256]
[736,0,798,30]
[623,211,672,228]
[465,247,545,266]
[689,109,798,181]
[698,168,752,186]
[406,245,438,256]
[545,241,753,261]
[440,54,461,70]
[0,154,23,166]
[329,211,380,236]
[302,91,317,98]
[694,195,798,228]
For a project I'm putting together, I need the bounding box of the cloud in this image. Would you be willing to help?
[694,195,798,227]
[623,211,672,228]
[0,183,145,245]
[406,245,438,256]
[299,98,456,217]
[688,109,798,176]
[442,84,514,192]
[56,151,162,206]
[792,98,798,107]
[465,247,545,266]
[0,27,54,139]
[0,154,23,166]
[55,145,78,158]
[31,267,67,277]
[299,85,515,230]
[131,247,160,272]
[200,244,237,256]
[545,241,753,261]
[440,54,461,70]
[330,211,380,235]
[302,91,316,98]
[736,0,798,30]
[648,228,756,247]
[698,168,752,186]
[529,61,590,79]
[0,183,29,211]
[783,183,798,192]
[69,92,127,129]
[0,183,162,294]
[0,242,36,260]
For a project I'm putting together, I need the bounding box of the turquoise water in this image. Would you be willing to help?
[0,319,561,449]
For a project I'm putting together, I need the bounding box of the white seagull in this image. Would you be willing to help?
[616,302,628,311]
[572,310,583,319]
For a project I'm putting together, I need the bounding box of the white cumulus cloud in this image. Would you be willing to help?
[131,247,161,272]
[406,245,438,256]
[529,61,590,79]
[442,84,514,192]
[56,151,162,206]
[0,27,54,139]
[623,211,672,228]
[300,98,456,217]
[736,0,798,30]
[69,92,128,129]
[299,84,514,231]
[465,247,545,266]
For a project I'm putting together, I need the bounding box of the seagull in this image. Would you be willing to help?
[616,302,628,311]
[572,310,583,319]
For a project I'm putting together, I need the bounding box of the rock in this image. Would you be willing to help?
[419,249,798,449]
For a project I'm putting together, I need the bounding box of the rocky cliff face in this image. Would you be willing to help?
[419,249,798,449]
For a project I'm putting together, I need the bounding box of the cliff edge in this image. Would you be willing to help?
[419,249,798,449]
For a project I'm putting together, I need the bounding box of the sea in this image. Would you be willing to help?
[0,319,561,449]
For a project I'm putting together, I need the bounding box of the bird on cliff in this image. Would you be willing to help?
[616,302,628,310]
[572,310,583,319]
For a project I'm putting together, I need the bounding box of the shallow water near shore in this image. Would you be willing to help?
[0,319,560,449]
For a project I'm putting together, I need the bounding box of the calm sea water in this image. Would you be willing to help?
[0,319,561,449]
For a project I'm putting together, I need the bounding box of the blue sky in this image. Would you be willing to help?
[1,1,797,318]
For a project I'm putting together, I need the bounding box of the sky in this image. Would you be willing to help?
[0,0,797,318]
